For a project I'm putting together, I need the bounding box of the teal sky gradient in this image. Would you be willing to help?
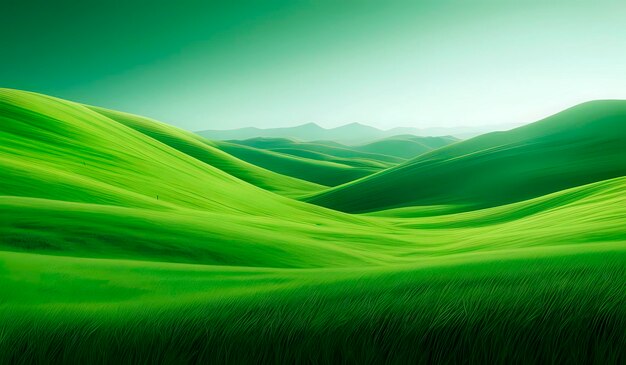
[3,0,625,130]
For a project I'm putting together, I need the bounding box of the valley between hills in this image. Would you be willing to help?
[1,88,625,363]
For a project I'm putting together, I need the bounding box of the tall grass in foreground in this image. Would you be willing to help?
[1,250,624,364]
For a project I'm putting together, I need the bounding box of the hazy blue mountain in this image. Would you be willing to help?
[197,122,519,144]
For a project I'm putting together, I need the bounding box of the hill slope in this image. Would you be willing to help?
[215,141,381,186]
[86,105,323,198]
[308,100,626,212]
[218,135,458,185]
[227,137,404,164]
[0,88,390,267]
[229,135,457,162]
[0,89,329,213]
[352,135,458,159]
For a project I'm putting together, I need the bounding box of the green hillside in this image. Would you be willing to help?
[216,141,382,186]
[308,100,626,213]
[0,89,332,212]
[228,137,405,164]
[86,105,323,198]
[352,135,459,159]
[231,135,458,161]
[268,147,393,169]
[218,135,458,185]
[1,89,625,362]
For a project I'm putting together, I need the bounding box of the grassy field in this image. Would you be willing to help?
[1,246,624,363]
[1,88,625,362]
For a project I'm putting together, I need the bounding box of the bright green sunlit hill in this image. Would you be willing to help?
[86,105,324,198]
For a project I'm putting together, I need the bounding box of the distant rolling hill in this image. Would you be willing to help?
[307,100,626,213]
[350,135,459,159]
[231,135,458,161]
[217,135,458,185]
[225,137,402,163]
[197,122,503,144]
[215,141,381,186]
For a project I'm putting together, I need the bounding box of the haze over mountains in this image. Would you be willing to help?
[197,121,520,144]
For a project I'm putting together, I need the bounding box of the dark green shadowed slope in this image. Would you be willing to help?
[308,100,626,213]
[352,135,459,159]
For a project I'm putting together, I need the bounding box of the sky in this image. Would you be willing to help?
[2,0,626,131]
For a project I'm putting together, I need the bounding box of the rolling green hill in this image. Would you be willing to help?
[215,141,384,186]
[0,89,330,212]
[267,147,393,169]
[226,135,458,163]
[308,100,626,213]
[0,88,386,267]
[351,134,459,159]
[1,89,625,362]
[228,137,405,164]
[218,135,458,185]
[86,105,324,198]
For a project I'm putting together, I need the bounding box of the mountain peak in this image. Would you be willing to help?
[333,122,382,133]
[297,122,323,129]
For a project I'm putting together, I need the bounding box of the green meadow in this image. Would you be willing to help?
[1,88,625,362]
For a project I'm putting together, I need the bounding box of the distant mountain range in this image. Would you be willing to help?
[196,122,521,144]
